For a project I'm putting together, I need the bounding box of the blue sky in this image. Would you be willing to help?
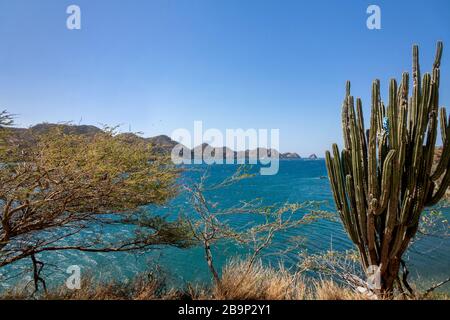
[0,0,449,156]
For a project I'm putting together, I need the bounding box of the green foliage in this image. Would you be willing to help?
[325,42,448,292]
[0,124,192,268]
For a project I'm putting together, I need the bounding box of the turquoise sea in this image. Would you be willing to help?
[1,160,449,292]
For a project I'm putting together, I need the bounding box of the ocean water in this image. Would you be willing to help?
[1,160,449,292]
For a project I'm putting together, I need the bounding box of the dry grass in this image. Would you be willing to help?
[211,259,373,300]
[212,259,307,300]
[1,259,447,300]
[211,260,449,300]
[311,280,370,300]
[2,272,183,300]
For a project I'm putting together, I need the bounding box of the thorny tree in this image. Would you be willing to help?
[0,118,193,292]
[181,166,330,292]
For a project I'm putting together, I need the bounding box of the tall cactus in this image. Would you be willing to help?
[326,42,447,294]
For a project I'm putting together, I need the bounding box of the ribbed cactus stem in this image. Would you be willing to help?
[325,42,447,294]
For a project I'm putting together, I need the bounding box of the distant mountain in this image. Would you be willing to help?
[5,123,102,147]
[30,123,102,136]
[308,154,318,160]
[281,152,301,159]
[147,135,179,149]
[190,144,291,160]
[116,132,147,144]
[116,133,182,151]
[3,123,303,160]
[9,122,101,139]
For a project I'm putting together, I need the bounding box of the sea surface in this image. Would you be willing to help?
[1,160,449,292]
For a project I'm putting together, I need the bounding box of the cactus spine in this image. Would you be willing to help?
[326,42,447,294]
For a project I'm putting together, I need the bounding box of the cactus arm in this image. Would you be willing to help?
[332,145,354,235]
[433,41,443,70]
[348,96,369,246]
[431,117,450,180]
[388,79,399,150]
[367,81,381,265]
[325,151,341,211]
[342,81,352,150]
[345,173,369,267]
[439,107,447,145]
[325,150,351,232]
[368,81,380,204]
[427,164,450,206]
[325,149,359,244]
[375,150,396,215]
[410,44,421,136]
[345,174,363,244]
[411,74,429,172]
[378,155,397,274]
[357,98,369,202]
[423,70,440,179]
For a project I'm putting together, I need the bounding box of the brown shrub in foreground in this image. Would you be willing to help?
[2,272,183,300]
[212,259,369,300]
[212,259,307,300]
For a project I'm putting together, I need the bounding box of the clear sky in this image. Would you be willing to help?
[0,0,449,156]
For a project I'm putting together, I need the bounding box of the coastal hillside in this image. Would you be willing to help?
[4,123,302,160]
